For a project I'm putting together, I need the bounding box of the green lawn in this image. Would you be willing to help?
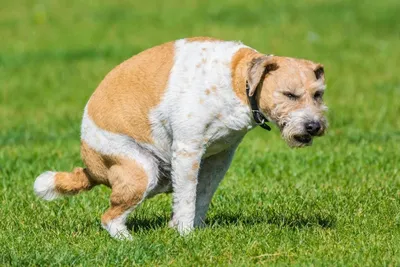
[1,0,400,265]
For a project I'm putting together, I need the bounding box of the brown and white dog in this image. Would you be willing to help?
[34,37,327,240]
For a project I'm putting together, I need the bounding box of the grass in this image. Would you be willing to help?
[1,0,400,265]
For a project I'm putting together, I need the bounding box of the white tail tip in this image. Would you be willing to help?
[34,171,60,200]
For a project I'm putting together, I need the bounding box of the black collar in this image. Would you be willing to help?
[246,81,271,131]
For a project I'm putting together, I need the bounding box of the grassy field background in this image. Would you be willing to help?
[1,0,400,265]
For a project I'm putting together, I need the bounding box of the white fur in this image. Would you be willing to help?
[149,39,254,234]
[101,208,134,240]
[149,39,253,161]
[34,171,60,200]
[194,143,240,227]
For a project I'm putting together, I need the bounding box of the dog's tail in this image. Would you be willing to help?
[34,167,96,200]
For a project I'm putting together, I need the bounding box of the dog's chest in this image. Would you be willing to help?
[149,39,251,161]
[202,126,245,157]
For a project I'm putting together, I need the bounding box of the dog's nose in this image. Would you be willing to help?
[305,121,321,136]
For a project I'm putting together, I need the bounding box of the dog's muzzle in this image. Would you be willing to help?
[280,109,327,147]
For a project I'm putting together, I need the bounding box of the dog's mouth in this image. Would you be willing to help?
[293,134,312,145]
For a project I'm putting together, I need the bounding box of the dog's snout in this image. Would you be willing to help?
[305,121,321,136]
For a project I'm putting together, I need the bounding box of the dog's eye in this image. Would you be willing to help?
[314,91,324,100]
[283,92,299,100]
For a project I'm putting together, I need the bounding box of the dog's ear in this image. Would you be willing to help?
[247,55,278,96]
[314,64,324,80]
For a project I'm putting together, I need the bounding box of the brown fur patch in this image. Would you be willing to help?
[80,141,149,224]
[254,57,326,123]
[176,151,197,157]
[231,48,261,104]
[87,41,175,144]
[231,48,325,125]
[101,158,148,224]
[185,36,222,42]
[54,167,94,194]
[187,173,197,182]
[192,162,200,171]
[80,141,111,186]
[247,56,278,96]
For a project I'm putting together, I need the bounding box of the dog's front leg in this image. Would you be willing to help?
[194,145,239,227]
[170,141,204,235]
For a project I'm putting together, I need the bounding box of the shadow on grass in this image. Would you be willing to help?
[126,216,169,232]
[207,209,336,229]
[122,209,336,233]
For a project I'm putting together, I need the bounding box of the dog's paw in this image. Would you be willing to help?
[102,222,133,241]
[177,223,194,236]
[168,218,178,229]
[113,229,133,241]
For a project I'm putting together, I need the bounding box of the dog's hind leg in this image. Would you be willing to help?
[100,158,150,240]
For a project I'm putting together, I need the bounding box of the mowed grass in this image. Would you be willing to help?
[1,0,400,265]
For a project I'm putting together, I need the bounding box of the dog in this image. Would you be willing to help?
[34,37,327,240]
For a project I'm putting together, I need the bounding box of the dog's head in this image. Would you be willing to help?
[247,55,328,147]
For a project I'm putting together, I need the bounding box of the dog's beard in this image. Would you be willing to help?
[277,108,327,148]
